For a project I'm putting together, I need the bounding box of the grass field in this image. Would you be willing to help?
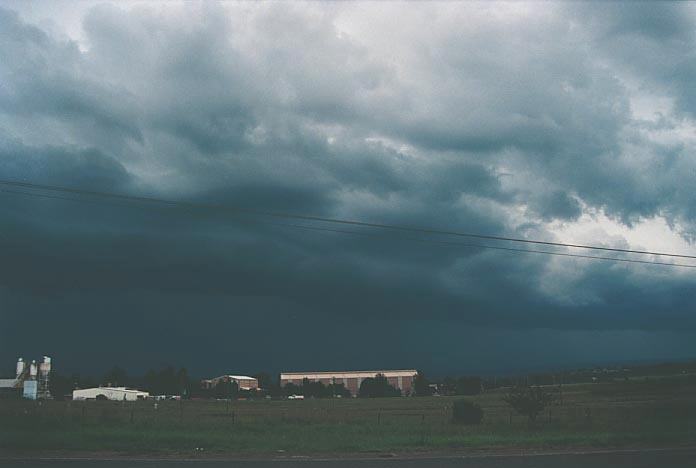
[1,378,695,455]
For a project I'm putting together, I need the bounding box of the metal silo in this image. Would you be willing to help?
[16,358,25,378]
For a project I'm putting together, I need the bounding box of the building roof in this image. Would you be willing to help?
[207,375,256,381]
[73,387,148,394]
[281,370,418,379]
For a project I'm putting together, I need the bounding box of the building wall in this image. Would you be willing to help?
[280,370,417,396]
[235,378,258,390]
[72,387,149,401]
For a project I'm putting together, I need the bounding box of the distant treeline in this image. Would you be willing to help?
[206,373,408,399]
[49,366,195,400]
[45,360,696,400]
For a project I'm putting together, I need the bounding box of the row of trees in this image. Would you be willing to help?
[49,366,195,400]
[411,373,483,397]
[259,374,402,398]
[51,367,424,400]
[49,366,497,400]
[452,386,556,425]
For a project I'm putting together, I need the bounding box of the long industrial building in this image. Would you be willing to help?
[280,370,418,396]
[73,387,149,401]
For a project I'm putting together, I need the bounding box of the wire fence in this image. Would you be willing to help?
[2,395,693,431]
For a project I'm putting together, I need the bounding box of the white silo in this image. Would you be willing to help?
[39,356,51,376]
[16,358,25,378]
[29,360,38,379]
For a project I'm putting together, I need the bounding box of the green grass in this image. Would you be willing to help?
[2,419,692,454]
[2,379,695,455]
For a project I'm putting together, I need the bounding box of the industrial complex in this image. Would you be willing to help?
[0,357,52,400]
[2,356,419,400]
[281,369,418,396]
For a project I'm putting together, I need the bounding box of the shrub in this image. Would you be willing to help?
[503,386,554,422]
[451,399,483,425]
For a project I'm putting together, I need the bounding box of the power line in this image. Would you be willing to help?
[265,221,696,268]
[1,179,695,265]
[5,188,693,269]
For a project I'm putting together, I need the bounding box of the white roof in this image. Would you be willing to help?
[213,375,256,380]
[74,387,147,394]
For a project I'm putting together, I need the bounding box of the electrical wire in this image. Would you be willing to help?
[1,179,695,268]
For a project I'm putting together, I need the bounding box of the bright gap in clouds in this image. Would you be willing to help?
[550,212,696,260]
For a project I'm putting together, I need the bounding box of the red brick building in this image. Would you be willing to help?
[280,370,417,396]
[201,375,259,391]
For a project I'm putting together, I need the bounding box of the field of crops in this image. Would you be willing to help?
[1,377,695,455]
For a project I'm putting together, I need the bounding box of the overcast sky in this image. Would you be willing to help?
[2,1,696,378]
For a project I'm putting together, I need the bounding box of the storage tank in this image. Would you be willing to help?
[16,358,25,378]
[29,360,37,379]
[39,356,51,376]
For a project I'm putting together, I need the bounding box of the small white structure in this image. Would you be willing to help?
[23,380,38,400]
[72,387,149,401]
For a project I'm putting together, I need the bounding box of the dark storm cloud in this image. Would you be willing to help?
[1,2,696,374]
[573,2,696,120]
[0,9,142,144]
[1,139,131,190]
[527,191,582,222]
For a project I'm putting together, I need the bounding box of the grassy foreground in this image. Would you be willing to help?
[1,378,695,455]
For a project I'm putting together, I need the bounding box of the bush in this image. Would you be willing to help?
[451,399,483,425]
[503,386,554,422]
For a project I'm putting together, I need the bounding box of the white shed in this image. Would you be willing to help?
[72,387,149,401]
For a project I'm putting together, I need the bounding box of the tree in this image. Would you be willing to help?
[254,372,273,390]
[71,373,97,390]
[48,372,73,400]
[451,399,484,425]
[214,378,239,399]
[102,366,128,387]
[283,382,301,397]
[503,386,554,422]
[144,366,191,396]
[441,376,457,395]
[302,378,336,398]
[456,376,482,395]
[358,374,401,398]
[327,382,351,398]
[413,372,432,397]
[280,379,350,399]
